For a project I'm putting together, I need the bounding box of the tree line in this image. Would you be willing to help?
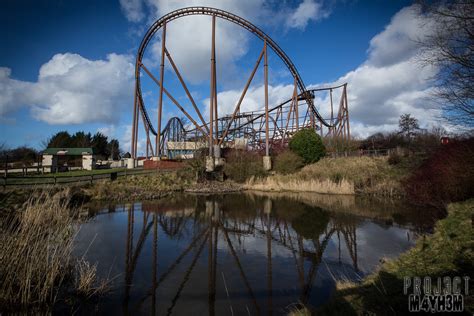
[1,131,122,166]
[45,131,121,160]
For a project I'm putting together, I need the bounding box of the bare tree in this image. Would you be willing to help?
[419,0,474,127]
[399,113,420,138]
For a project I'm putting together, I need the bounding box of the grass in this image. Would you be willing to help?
[0,191,77,310]
[74,259,110,298]
[318,199,474,315]
[246,175,354,194]
[83,170,193,201]
[0,189,115,312]
[245,156,409,197]
[287,303,312,316]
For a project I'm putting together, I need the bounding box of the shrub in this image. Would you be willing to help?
[388,152,402,165]
[404,137,474,207]
[223,149,266,183]
[273,150,304,174]
[289,129,326,164]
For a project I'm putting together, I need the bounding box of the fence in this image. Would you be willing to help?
[326,148,392,158]
[1,168,168,188]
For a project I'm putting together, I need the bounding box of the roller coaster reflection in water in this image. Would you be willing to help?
[130,7,351,159]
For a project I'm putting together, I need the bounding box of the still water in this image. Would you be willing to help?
[71,192,438,315]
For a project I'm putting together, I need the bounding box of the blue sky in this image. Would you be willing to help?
[1,0,441,154]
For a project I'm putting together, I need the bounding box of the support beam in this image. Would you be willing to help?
[140,63,207,136]
[139,101,153,158]
[264,39,269,156]
[293,77,299,131]
[131,86,138,158]
[131,96,138,158]
[209,15,216,156]
[329,88,334,137]
[164,48,209,133]
[156,22,166,158]
[344,84,351,140]
[213,16,219,145]
[218,46,265,146]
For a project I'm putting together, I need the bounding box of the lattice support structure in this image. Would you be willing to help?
[130,7,351,160]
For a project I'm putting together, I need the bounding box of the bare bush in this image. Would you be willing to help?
[273,150,304,175]
[223,149,267,183]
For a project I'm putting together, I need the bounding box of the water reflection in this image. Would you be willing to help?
[73,193,436,315]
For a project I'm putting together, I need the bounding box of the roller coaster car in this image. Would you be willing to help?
[297,91,315,101]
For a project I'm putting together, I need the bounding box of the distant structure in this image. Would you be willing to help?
[440,136,450,145]
[42,147,95,172]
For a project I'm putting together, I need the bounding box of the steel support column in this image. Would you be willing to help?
[209,15,216,156]
[264,40,269,156]
[156,22,166,158]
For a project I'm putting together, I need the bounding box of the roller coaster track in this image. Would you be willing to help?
[132,7,350,157]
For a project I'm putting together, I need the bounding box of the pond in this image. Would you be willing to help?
[70,192,439,315]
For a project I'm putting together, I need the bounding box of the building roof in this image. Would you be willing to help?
[43,147,94,156]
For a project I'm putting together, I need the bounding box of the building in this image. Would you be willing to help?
[42,147,95,172]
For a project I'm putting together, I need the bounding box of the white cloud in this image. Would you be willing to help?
[367,5,435,67]
[98,125,117,139]
[317,4,442,138]
[0,67,33,117]
[285,0,327,30]
[0,53,134,125]
[119,0,145,22]
[203,83,294,117]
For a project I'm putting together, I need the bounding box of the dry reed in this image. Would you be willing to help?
[245,156,405,197]
[0,191,77,308]
[245,175,354,195]
[74,259,110,298]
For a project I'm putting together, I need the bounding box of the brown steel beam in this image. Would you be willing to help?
[212,15,219,143]
[264,40,269,156]
[218,46,265,146]
[330,88,334,137]
[164,48,209,134]
[131,88,138,158]
[344,84,351,140]
[209,15,216,155]
[140,63,207,136]
[156,22,166,157]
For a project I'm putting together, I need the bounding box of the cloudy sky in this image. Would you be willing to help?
[0,0,442,153]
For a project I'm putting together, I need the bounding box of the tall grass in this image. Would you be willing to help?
[0,191,77,308]
[74,259,110,298]
[246,156,404,197]
[0,190,111,310]
[246,175,354,195]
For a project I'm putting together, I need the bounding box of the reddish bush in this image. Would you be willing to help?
[404,137,474,207]
[223,149,266,182]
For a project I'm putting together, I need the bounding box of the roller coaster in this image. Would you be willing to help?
[130,7,350,162]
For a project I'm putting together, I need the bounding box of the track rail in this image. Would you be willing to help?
[135,6,332,137]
